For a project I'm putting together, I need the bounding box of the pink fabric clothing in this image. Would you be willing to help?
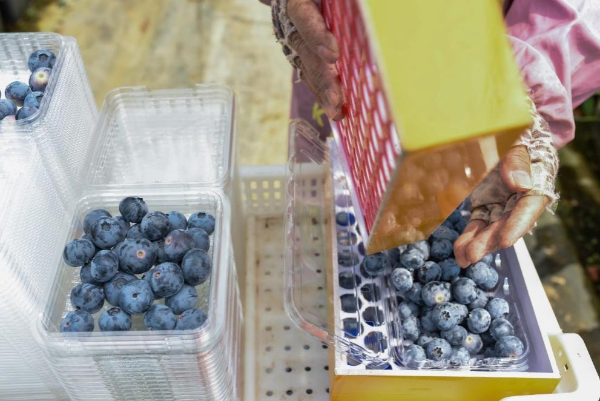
[505,0,600,148]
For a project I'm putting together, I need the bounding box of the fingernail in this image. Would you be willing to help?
[511,171,533,190]
[317,45,338,63]
[322,90,341,119]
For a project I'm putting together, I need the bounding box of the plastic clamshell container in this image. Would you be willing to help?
[284,120,561,401]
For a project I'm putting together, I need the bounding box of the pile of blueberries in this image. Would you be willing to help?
[344,209,525,367]
[0,49,55,121]
[60,196,215,333]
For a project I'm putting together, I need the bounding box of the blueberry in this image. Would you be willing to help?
[23,91,44,108]
[465,262,498,291]
[181,248,212,286]
[452,303,469,324]
[431,302,459,331]
[153,240,169,264]
[417,331,439,348]
[441,325,468,346]
[449,346,471,365]
[118,279,154,314]
[494,336,524,358]
[103,272,137,306]
[0,99,17,119]
[338,271,360,290]
[176,308,208,330]
[188,211,216,235]
[401,315,421,341]
[420,308,438,332]
[484,347,497,358]
[451,278,478,304]
[337,231,358,246]
[409,241,430,260]
[70,283,105,314]
[90,250,119,283]
[454,219,468,233]
[481,254,494,265]
[113,216,130,240]
[360,283,381,302]
[141,211,170,241]
[166,284,198,314]
[16,106,38,120]
[426,338,452,361]
[362,252,388,276]
[489,318,514,340]
[486,298,510,319]
[90,217,125,249]
[83,209,112,234]
[5,81,31,106]
[63,238,96,267]
[335,211,355,226]
[430,239,453,261]
[481,331,497,347]
[421,281,451,307]
[163,229,194,262]
[166,211,187,230]
[144,304,177,330]
[80,263,102,286]
[391,267,413,292]
[148,262,185,298]
[442,220,455,229]
[115,238,156,274]
[431,225,460,243]
[398,301,420,319]
[119,197,148,224]
[342,318,362,337]
[98,307,132,331]
[439,258,460,281]
[29,67,52,92]
[462,333,483,355]
[468,288,489,310]
[340,294,358,313]
[406,282,424,305]
[447,210,463,225]
[404,344,426,364]
[28,49,56,72]
[467,308,491,334]
[400,248,425,271]
[61,310,94,332]
[417,261,442,284]
[338,249,359,267]
[387,246,406,266]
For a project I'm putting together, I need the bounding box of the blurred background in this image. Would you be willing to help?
[2,0,599,372]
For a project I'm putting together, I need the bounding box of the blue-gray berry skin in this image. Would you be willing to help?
[421,281,451,307]
[392,267,413,292]
[103,272,137,306]
[439,258,460,282]
[119,197,148,224]
[484,347,497,358]
[481,254,494,265]
[462,333,484,355]
[337,231,358,246]
[166,211,187,231]
[83,209,111,234]
[0,99,17,118]
[426,338,452,361]
[90,217,124,249]
[186,228,210,252]
[465,262,499,291]
[80,264,102,286]
[398,301,420,319]
[144,304,177,330]
[28,49,56,72]
[468,288,489,310]
[441,325,468,346]
[451,278,478,304]
[335,211,355,226]
[338,249,360,267]
[467,308,492,334]
[181,248,212,286]
[494,336,524,358]
[400,249,425,271]
[165,284,198,314]
[154,240,169,264]
[404,344,426,365]
[90,250,119,283]
[406,282,424,305]
[29,67,52,92]
[387,247,405,266]
[432,302,459,331]
[113,216,130,240]
[61,310,94,332]
[401,315,421,342]
[430,239,453,261]
[417,261,442,284]
[449,346,471,365]
[490,318,514,340]
[164,229,195,262]
[16,106,38,120]
[486,297,510,319]
[115,238,156,274]
[5,81,31,106]
[452,303,469,324]
[362,252,388,276]
[417,331,439,348]
[63,238,96,267]
[98,307,132,331]
[454,219,468,233]
[71,283,105,314]
[126,223,145,240]
[141,211,170,241]
[188,212,216,235]
[148,262,184,298]
[408,241,430,260]
[23,91,44,108]
[339,271,360,290]
[447,210,462,225]
[431,225,459,243]
[118,279,154,315]
[176,308,208,330]
[420,308,438,332]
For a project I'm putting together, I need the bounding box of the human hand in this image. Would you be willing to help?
[271,0,344,120]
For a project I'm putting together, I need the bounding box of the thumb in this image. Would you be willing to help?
[500,145,533,192]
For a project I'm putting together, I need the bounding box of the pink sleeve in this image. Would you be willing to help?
[505,0,600,148]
